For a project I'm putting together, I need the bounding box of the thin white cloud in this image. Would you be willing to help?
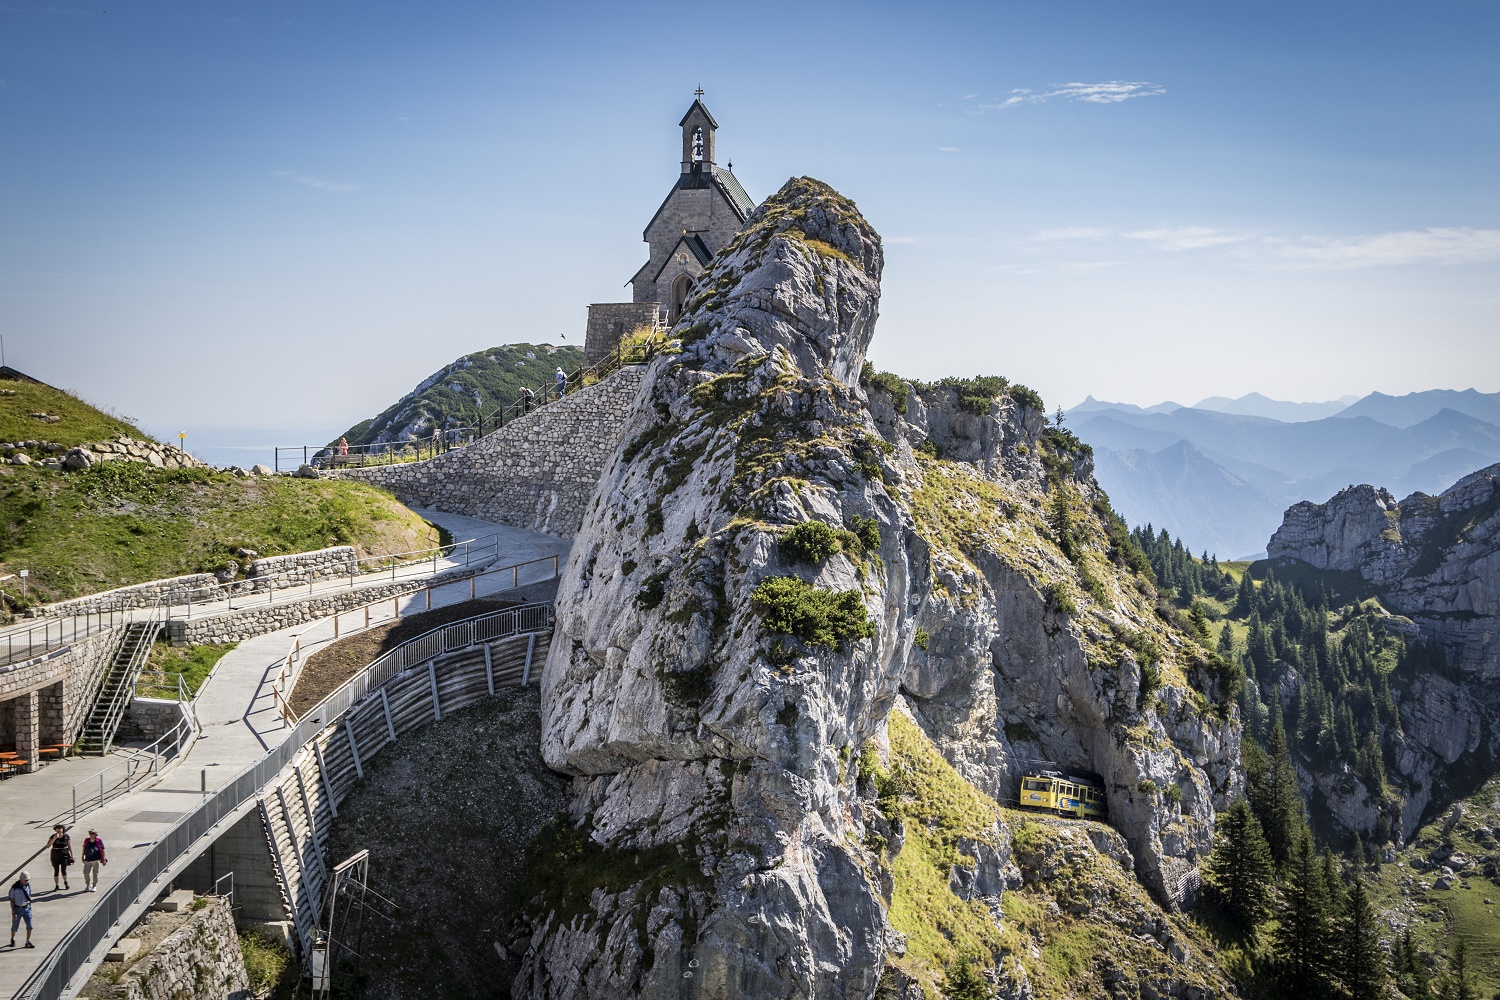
[1028,224,1500,269]
[938,146,960,153]
[1263,228,1500,269]
[272,170,358,193]
[977,81,1164,112]
[1033,226,1113,242]
[885,236,921,245]
[1122,226,1253,251]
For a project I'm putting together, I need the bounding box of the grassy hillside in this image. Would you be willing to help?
[338,342,583,447]
[0,376,149,447]
[1368,776,1500,994]
[0,463,437,606]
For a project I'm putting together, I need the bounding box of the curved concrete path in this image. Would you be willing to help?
[0,511,567,998]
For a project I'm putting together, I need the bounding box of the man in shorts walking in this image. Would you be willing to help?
[81,829,107,891]
[9,871,33,948]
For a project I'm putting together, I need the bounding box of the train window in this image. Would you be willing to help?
[1023,778,1048,791]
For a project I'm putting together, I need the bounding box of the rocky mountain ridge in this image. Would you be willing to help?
[1266,464,1500,838]
[513,178,1238,999]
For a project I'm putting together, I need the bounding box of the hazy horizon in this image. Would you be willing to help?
[3,0,1496,433]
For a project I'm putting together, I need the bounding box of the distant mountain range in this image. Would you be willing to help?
[1067,388,1500,560]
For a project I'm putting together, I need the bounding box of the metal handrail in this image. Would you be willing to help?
[0,608,129,670]
[84,611,165,756]
[270,553,561,724]
[70,678,197,824]
[166,533,503,620]
[17,601,553,1000]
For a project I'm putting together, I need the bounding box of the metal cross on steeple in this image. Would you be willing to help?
[695,85,704,99]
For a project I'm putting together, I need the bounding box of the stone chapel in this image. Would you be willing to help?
[583,95,757,364]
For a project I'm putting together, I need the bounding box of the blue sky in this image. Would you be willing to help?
[1,0,1496,443]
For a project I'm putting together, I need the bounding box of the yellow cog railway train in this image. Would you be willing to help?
[1018,770,1108,820]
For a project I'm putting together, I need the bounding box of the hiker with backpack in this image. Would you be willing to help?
[81,829,107,892]
[8,871,33,948]
[46,824,73,891]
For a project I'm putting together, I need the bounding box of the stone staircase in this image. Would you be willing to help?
[78,620,163,755]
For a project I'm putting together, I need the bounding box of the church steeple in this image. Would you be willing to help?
[679,89,718,175]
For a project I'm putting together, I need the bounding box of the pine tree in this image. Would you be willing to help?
[1272,832,1333,996]
[1204,799,1274,932]
[1445,938,1476,1000]
[1235,571,1256,617]
[1249,710,1307,866]
[1395,930,1434,1000]
[942,954,990,1000]
[1336,874,1388,1000]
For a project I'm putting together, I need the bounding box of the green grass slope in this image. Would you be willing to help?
[338,342,583,447]
[0,376,150,448]
[1369,776,1500,995]
[0,463,438,606]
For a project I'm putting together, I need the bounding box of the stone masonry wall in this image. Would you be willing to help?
[118,698,189,745]
[41,575,218,617]
[335,365,646,538]
[114,896,251,1000]
[585,302,661,366]
[165,559,496,645]
[0,626,118,761]
[246,546,358,586]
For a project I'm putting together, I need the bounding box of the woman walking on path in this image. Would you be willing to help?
[81,829,107,892]
[46,824,73,891]
[8,871,33,948]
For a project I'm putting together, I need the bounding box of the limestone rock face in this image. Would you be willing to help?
[1267,464,1500,838]
[522,178,916,999]
[880,386,1238,906]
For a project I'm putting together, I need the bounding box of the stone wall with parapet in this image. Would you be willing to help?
[114,896,251,1000]
[246,546,357,585]
[0,627,118,757]
[585,302,660,366]
[40,575,218,617]
[335,365,646,538]
[41,547,361,618]
[166,559,495,645]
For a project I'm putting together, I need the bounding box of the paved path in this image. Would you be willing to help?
[0,511,567,998]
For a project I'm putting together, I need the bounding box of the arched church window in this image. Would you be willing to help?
[692,127,704,163]
[670,273,692,324]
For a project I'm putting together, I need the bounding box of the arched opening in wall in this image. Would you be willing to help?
[669,274,693,324]
[692,127,704,165]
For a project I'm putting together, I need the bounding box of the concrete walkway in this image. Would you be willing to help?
[0,511,567,998]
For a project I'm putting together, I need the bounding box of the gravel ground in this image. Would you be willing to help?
[320,688,568,1000]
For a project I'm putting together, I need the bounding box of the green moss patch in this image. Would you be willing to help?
[751,576,874,650]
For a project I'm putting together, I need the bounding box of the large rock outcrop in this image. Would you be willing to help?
[1267,464,1500,837]
[514,178,1235,999]
[867,383,1240,906]
[522,178,918,999]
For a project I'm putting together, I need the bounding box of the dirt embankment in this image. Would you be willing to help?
[289,598,515,715]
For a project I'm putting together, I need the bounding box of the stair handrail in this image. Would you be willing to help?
[69,677,197,824]
[86,606,165,755]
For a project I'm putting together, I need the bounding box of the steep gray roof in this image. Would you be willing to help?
[713,167,755,221]
[678,99,719,128]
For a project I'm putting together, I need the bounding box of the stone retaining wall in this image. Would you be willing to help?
[165,559,496,645]
[40,575,218,617]
[113,896,250,1000]
[246,546,358,585]
[335,365,646,537]
[0,627,119,765]
[119,697,188,745]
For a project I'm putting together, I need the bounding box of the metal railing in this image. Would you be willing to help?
[80,613,165,756]
[16,603,554,1000]
[269,554,560,724]
[0,609,129,670]
[70,679,197,825]
[165,534,503,620]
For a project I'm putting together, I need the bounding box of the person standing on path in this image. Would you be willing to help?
[46,824,73,891]
[519,385,535,414]
[81,829,107,892]
[8,872,33,948]
[554,367,567,399]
